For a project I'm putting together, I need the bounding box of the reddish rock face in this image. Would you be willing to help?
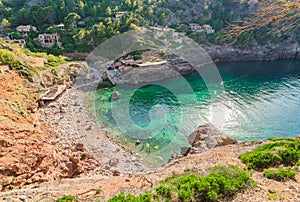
[0,138,99,188]
[188,123,238,152]
[0,70,102,190]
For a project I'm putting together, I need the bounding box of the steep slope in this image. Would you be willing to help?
[0,42,106,190]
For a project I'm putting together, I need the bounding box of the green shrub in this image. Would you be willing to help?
[108,192,152,202]
[56,195,76,202]
[239,138,300,169]
[45,54,67,67]
[0,49,18,67]
[156,51,167,56]
[263,168,297,181]
[155,185,172,198]
[133,54,142,60]
[108,165,255,202]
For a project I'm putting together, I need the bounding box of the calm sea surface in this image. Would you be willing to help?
[95,60,300,165]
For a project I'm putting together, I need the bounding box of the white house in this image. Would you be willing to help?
[189,23,204,33]
[16,25,37,36]
[55,23,65,30]
[189,23,215,34]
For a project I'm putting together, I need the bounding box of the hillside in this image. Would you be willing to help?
[0,41,106,190]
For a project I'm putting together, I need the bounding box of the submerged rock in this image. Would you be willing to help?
[111,91,121,100]
[188,123,238,151]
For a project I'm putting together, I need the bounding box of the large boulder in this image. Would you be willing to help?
[188,123,237,151]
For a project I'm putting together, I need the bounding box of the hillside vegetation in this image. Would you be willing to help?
[0,39,66,77]
[108,165,255,202]
[104,138,300,202]
[1,0,298,55]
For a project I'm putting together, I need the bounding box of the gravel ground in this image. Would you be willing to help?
[38,64,150,174]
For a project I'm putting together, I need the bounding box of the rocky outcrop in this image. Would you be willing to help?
[0,137,101,189]
[205,42,300,62]
[121,55,194,84]
[188,123,238,154]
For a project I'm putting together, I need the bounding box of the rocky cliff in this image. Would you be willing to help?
[205,42,300,62]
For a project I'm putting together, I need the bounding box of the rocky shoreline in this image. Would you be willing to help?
[38,65,150,174]
[204,41,300,62]
[108,42,300,85]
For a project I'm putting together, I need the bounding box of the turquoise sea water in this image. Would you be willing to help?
[95,60,300,165]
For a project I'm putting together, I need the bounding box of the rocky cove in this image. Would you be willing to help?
[1,59,300,201]
[1,41,300,201]
[103,41,300,85]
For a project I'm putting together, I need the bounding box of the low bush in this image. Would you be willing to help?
[263,168,296,181]
[0,49,16,66]
[239,138,300,169]
[108,192,152,202]
[108,165,255,202]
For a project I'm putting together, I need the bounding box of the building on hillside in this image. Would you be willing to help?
[37,33,62,48]
[4,39,26,47]
[202,24,215,34]
[189,23,215,34]
[55,23,65,30]
[115,11,128,19]
[16,25,37,36]
[189,23,204,33]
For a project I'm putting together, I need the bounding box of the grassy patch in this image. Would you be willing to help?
[268,192,285,201]
[239,138,300,169]
[267,137,297,142]
[56,195,76,202]
[108,165,255,202]
[263,168,296,181]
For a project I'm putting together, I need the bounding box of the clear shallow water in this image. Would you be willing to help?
[95,60,300,165]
